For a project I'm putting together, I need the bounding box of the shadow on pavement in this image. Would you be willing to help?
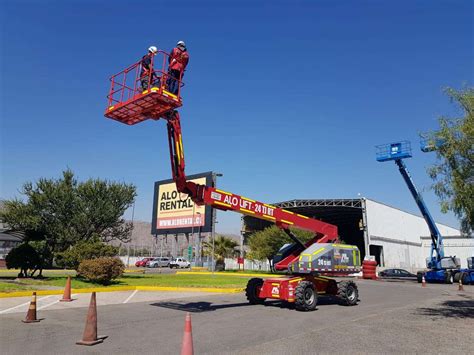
[378,278,417,283]
[150,301,255,313]
[416,299,474,319]
[151,296,344,313]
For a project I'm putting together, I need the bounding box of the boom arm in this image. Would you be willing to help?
[395,159,444,261]
[165,110,338,242]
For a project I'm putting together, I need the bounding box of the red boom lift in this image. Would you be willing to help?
[105,49,361,311]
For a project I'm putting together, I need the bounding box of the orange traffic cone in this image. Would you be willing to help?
[421,275,426,287]
[22,292,41,323]
[180,312,194,355]
[60,276,74,302]
[76,292,108,346]
[458,277,464,291]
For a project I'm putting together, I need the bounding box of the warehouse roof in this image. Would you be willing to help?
[242,198,364,235]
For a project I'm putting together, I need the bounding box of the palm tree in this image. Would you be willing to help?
[202,235,238,270]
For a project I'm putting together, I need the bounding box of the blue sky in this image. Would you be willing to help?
[1,0,472,234]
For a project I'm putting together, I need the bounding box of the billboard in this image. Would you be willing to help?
[151,172,213,235]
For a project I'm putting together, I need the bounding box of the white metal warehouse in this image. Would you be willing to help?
[242,198,472,271]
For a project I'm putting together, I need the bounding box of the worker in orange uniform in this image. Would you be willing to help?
[167,41,189,95]
[140,46,159,91]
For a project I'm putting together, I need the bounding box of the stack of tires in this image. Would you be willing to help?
[362,260,377,279]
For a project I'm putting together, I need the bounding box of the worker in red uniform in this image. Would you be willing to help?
[167,41,189,95]
[140,46,159,91]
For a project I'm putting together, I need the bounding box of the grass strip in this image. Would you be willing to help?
[0,281,34,293]
[0,273,253,293]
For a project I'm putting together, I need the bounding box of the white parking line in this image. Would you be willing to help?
[123,290,138,304]
[0,295,54,314]
[37,294,78,310]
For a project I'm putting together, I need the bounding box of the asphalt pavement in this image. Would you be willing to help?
[1,279,472,354]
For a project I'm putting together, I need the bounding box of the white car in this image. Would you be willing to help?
[148,257,171,268]
[169,257,191,269]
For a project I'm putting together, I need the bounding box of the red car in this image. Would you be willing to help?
[135,257,153,267]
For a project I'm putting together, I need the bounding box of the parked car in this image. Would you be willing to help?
[379,268,416,278]
[148,257,171,268]
[169,257,191,269]
[135,257,154,267]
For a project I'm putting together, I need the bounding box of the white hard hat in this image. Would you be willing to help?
[177,41,186,48]
[148,46,158,54]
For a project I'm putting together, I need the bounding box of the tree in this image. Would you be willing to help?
[247,226,314,265]
[5,243,41,278]
[424,87,474,235]
[1,170,136,267]
[202,235,238,270]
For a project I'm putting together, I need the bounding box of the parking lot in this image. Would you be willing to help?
[1,278,472,354]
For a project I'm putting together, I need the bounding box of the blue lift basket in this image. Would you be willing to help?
[375,141,412,162]
[420,136,446,153]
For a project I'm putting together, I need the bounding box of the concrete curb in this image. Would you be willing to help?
[176,271,281,278]
[0,285,244,299]
[136,286,243,293]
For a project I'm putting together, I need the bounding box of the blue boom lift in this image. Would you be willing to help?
[376,141,460,284]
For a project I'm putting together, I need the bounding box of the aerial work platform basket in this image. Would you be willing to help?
[420,135,445,153]
[104,49,184,125]
[375,141,412,162]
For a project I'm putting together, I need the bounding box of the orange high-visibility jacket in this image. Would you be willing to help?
[169,47,189,73]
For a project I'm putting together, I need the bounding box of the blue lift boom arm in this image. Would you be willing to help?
[394,159,444,261]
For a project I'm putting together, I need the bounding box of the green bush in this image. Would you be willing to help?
[55,241,118,270]
[77,257,125,285]
[5,243,41,278]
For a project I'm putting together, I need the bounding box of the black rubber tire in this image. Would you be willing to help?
[417,272,423,283]
[445,271,454,284]
[245,278,265,305]
[337,281,359,306]
[453,272,461,283]
[459,272,469,286]
[295,281,318,311]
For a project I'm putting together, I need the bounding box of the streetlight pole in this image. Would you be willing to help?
[211,172,223,274]
[160,235,163,258]
[195,212,201,266]
[191,202,195,264]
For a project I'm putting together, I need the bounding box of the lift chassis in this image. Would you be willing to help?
[104,50,361,310]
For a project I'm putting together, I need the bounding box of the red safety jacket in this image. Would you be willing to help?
[169,47,189,73]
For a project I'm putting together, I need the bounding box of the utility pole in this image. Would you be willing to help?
[161,234,164,258]
[191,202,195,264]
[196,212,201,266]
[127,244,130,268]
[211,172,223,273]
[212,209,216,273]
[240,216,245,258]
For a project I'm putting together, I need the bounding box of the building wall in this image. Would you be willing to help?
[365,199,462,270]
